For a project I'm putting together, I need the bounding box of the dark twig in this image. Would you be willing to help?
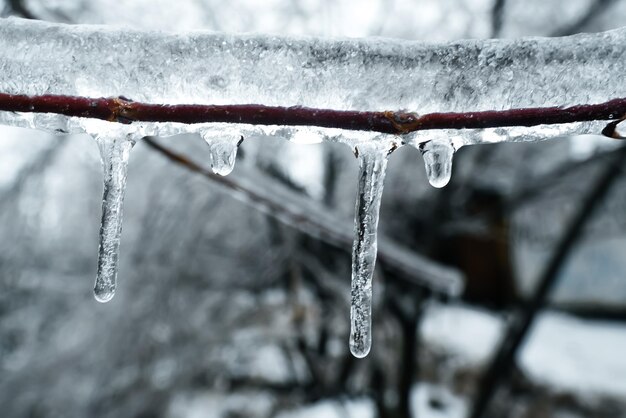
[469,145,626,418]
[0,92,625,136]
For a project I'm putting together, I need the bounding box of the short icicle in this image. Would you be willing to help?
[350,141,393,358]
[420,138,455,188]
[200,130,243,176]
[93,134,136,303]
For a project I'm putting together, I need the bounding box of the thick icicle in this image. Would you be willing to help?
[93,134,136,303]
[350,142,391,358]
[200,130,243,176]
[420,139,455,188]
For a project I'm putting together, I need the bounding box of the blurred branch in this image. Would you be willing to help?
[387,288,424,417]
[142,136,462,295]
[507,145,622,209]
[0,137,65,204]
[490,0,507,37]
[551,0,618,37]
[1,92,626,136]
[550,304,626,322]
[2,0,36,19]
[469,145,626,418]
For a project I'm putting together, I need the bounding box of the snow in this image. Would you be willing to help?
[421,303,626,398]
[167,391,275,418]
[421,302,504,366]
[275,398,375,418]
[521,312,626,398]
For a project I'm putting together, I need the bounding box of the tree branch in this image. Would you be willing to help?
[1,92,625,136]
[469,144,626,418]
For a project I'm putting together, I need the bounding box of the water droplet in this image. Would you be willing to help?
[420,139,454,188]
[200,131,242,176]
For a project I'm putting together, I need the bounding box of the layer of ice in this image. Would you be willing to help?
[0,17,623,145]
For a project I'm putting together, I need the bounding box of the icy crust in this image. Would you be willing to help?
[0,17,624,110]
[0,17,624,143]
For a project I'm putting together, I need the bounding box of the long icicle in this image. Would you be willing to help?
[93,134,135,303]
[350,141,392,358]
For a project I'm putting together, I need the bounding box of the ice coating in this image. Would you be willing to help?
[420,139,455,188]
[199,127,243,176]
[0,17,624,145]
[93,134,135,303]
[350,141,392,358]
[0,17,622,352]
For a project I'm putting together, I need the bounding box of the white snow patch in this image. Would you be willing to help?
[420,302,504,365]
[421,304,626,398]
[276,398,375,418]
[167,391,274,418]
[521,311,626,398]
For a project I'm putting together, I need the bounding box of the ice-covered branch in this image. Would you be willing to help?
[1,16,624,358]
[0,17,624,145]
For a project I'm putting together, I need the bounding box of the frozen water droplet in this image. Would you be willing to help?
[200,131,243,176]
[420,139,454,188]
[93,134,135,303]
[349,141,392,358]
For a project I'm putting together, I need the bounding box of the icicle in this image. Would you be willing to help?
[420,139,455,188]
[200,131,243,176]
[93,134,136,303]
[349,141,392,358]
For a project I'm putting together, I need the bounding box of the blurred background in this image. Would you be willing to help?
[1,0,626,417]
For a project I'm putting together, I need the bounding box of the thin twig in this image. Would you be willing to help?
[0,92,625,136]
[469,145,626,418]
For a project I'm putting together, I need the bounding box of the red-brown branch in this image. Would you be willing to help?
[0,92,625,136]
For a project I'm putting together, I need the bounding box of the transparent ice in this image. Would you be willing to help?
[349,140,393,358]
[419,139,455,188]
[0,17,622,142]
[93,133,135,303]
[199,127,243,176]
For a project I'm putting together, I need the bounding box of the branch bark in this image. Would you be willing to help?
[1,93,625,136]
